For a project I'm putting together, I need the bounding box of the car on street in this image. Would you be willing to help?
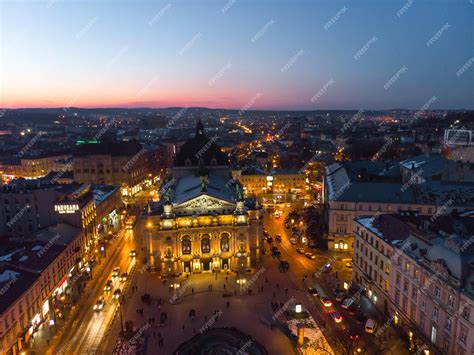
[329,310,343,323]
[347,303,359,315]
[308,287,319,296]
[320,296,332,307]
[365,319,376,333]
[129,249,137,258]
[289,238,297,245]
[112,267,120,278]
[120,272,128,282]
[93,298,105,312]
[346,327,359,341]
[104,280,113,292]
[305,252,316,260]
[275,235,282,242]
[342,297,355,309]
[113,289,121,300]
[296,247,305,254]
[345,261,353,269]
[266,236,273,243]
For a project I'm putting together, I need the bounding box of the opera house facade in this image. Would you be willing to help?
[141,121,263,276]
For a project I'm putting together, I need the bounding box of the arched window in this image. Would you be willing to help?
[220,233,230,252]
[201,235,211,253]
[182,236,191,255]
[185,157,192,166]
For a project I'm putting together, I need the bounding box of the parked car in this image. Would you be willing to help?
[289,238,297,245]
[345,261,353,269]
[342,297,355,309]
[329,310,343,323]
[266,236,273,243]
[305,252,316,260]
[296,247,305,254]
[347,303,359,315]
[308,287,319,296]
[365,319,376,333]
[275,235,282,242]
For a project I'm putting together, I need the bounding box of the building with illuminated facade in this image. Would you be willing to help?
[0,224,86,355]
[0,154,70,183]
[232,167,306,199]
[73,140,163,196]
[141,122,264,276]
[353,214,474,355]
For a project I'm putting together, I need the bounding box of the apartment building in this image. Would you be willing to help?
[73,140,150,196]
[0,224,85,355]
[353,213,474,355]
[0,180,60,239]
[325,158,474,251]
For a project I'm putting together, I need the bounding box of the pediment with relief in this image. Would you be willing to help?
[175,195,235,212]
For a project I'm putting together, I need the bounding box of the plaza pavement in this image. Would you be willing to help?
[105,255,321,355]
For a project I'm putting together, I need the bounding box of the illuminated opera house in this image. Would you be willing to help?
[141,121,263,275]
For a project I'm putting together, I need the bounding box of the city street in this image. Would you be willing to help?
[263,204,408,354]
[35,228,139,355]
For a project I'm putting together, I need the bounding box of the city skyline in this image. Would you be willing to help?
[1,0,473,110]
